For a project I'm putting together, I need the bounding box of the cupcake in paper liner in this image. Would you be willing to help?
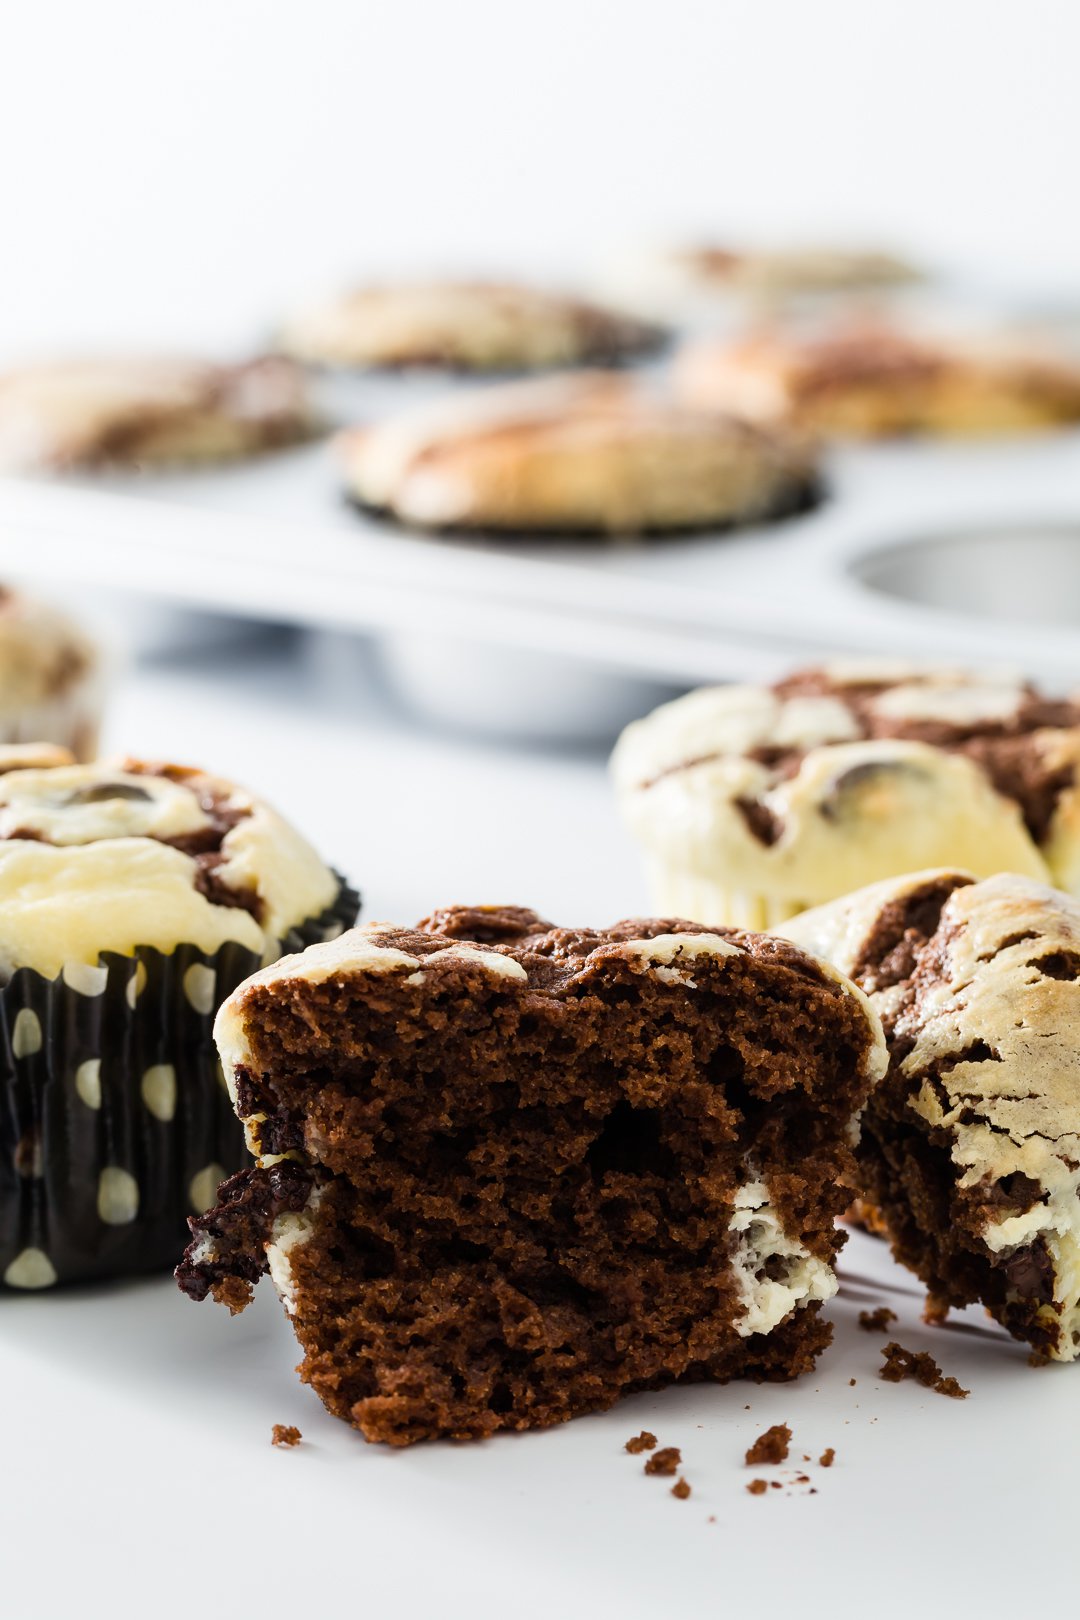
[0,588,103,761]
[612,661,1080,930]
[0,755,359,1289]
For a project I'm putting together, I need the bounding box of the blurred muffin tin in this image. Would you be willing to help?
[0,412,1077,736]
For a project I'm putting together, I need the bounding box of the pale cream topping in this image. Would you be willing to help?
[613,670,1072,919]
[0,759,337,978]
[729,1179,837,1336]
[340,373,630,508]
[869,679,1027,726]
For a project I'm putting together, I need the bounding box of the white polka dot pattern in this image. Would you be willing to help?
[189,1163,226,1214]
[61,962,109,997]
[98,1166,139,1225]
[140,1064,177,1122]
[75,1058,102,1109]
[183,963,216,1016]
[4,1247,57,1289]
[126,960,148,1009]
[12,1008,42,1058]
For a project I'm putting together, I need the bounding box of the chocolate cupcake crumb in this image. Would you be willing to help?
[747,1479,768,1496]
[625,1430,658,1454]
[271,1424,302,1447]
[644,1446,682,1477]
[745,1423,791,1465]
[858,1306,898,1333]
[880,1342,968,1398]
[671,1477,691,1500]
[819,1447,836,1467]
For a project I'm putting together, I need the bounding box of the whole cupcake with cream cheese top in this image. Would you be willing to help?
[613,661,1080,930]
[0,754,359,1291]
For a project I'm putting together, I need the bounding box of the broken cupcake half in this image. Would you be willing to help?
[784,868,1080,1360]
[177,906,885,1444]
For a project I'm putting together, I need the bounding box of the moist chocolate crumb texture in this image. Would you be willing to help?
[613,661,1080,930]
[0,756,358,1290]
[278,279,665,372]
[0,355,318,472]
[673,321,1080,439]
[784,868,1080,1361]
[337,371,819,537]
[178,906,886,1445]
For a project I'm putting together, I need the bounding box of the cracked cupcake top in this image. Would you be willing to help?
[338,371,818,534]
[0,757,339,977]
[0,355,317,471]
[214,905,886,1148]
[673,321,1080,437]
[613,663,1080,908]
[278,279,664,372]
[783,869,1080,1355]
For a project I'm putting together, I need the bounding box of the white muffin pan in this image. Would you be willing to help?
[0,405,1077,737]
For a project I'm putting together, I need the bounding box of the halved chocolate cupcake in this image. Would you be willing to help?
[179,906,884,1444]
[0,756,358,1289]
[784,869,1080,1361]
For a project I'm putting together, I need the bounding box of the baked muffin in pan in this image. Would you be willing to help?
[279,279,665,373]
[613,661,1080,929]
[0,355,318,471]
[674,321,1080,438]
[0,588,102,760]
[339,371,820,536]
[0,755,359,1289]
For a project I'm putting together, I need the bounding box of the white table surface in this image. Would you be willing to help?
[2,628,1076,1620]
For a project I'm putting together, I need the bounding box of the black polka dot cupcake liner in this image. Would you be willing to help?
[1,877,359,1290]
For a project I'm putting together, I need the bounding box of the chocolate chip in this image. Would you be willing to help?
[1003,1239,1055,1303]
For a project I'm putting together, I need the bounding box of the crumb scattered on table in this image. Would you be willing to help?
[745,1423,791,1465]
[644,1446,682,1476]
[849,1377,857,1386]
[880,1341,968,1398]
[819,1447,836,1468]
[671,1477,691,1500]
[858,1306,898,1333]
[625,1430,657,1454]
[747,1479,767,1496]
[271,1424,302,1447]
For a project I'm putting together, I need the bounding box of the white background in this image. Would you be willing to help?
[2,13,1079,1616]
[0,0,1077,356]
